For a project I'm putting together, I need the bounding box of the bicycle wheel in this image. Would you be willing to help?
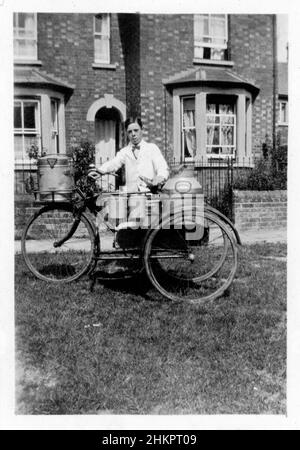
[21,203,95,282]
[144,210,238,304]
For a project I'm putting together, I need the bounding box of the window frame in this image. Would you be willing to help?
[206,100,236,159]
[13,12,38,61]
[179,94,237,161]
[14,97,41,163]
[279,99,288,125]
[94,14,111,65]
[50,98,60,153]
[194,14,228,61]
[181,96,197,162]
[173,87,253,165]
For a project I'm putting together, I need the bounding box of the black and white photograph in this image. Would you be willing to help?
[0,0,299,431]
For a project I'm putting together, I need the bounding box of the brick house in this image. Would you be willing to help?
[14,13,288,199]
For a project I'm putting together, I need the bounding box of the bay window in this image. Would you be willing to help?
[14,99,41,162]
[14,91,66,165]
[175,90,251,163]
[182,97,196,160]
[180,95,236,161]
[206,99,236,157]
[13,13,37,61]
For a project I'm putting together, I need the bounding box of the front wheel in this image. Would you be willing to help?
[143,210,238,304]
[21,203,95,282]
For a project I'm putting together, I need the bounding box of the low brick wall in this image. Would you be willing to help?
[15,199,97,239]
[15,190,288,238]
[233,190,287,231]
[15,199,40,239]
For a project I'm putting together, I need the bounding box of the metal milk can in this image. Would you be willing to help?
[37,154,75,202]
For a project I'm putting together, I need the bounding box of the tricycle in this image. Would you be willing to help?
[21,158,240,304]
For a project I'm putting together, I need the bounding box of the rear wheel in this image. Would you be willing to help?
[144,210,238,304]
[21,203,95,282]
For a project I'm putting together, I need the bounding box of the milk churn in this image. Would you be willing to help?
[160,165,204,219]
[160,165,205,242]
[37,154,75,202]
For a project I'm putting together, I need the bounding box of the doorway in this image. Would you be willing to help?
[95,107,123,190]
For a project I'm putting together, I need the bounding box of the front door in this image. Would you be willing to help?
[95,117,117,191]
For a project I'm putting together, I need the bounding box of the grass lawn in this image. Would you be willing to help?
[15,242,287,415]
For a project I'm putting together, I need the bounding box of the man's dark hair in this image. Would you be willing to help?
[125,117,143,130]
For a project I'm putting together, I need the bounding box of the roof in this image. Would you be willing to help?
[14,67,75,94]
[278,62,288,97]
[163,66,260,96]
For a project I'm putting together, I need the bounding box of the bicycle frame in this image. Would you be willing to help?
[51,186,241,258]
[71,187,146,261]
[21,184,239,302]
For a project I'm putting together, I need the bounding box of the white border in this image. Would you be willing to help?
[1,0,300,431]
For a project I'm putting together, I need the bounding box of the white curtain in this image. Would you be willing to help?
[183,110,196,158]
[206,104,216,148]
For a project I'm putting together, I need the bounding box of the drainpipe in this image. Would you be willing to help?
[272,14,278,150]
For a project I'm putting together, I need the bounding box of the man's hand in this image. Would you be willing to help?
[152,175,165,187]
[139,175,165,192]
[87,164,103,180]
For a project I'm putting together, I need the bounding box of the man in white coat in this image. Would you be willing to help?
[89,117,169,192]
[87,117,169,274]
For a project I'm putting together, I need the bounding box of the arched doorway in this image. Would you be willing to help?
[86,95,126,190]
[95,107,124,190]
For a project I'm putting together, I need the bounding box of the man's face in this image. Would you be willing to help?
[127,122,143,146]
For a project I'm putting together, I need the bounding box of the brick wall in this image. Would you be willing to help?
[15,201,40,239]
[233,190,287,231]
[230,14,276,156]
[36,13,279,160]
[139,14,194,160]
[136,14,277,161]
[38,13,126,151]
[15,199,97,239]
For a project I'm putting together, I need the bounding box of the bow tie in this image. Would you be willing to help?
[132,144,140,159]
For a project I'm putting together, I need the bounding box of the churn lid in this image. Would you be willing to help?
[162,165,202,195]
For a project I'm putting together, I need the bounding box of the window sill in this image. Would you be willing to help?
[194,161,254,170]
[278,123,288,127]
[14,60,43,66]
[15,160,38,169]
[92,62,118,70]
[193,59,234,67]
[184,158,254,168]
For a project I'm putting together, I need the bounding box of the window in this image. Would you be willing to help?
[13,13,37,61]
[206,99,236,157]
[50,98,60,153]
[194,14,228,61]
[180,95,236,161]
[94,14,110,64]
[279,100,288,125]
[14,99,40,161]
[181,97,196,160]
